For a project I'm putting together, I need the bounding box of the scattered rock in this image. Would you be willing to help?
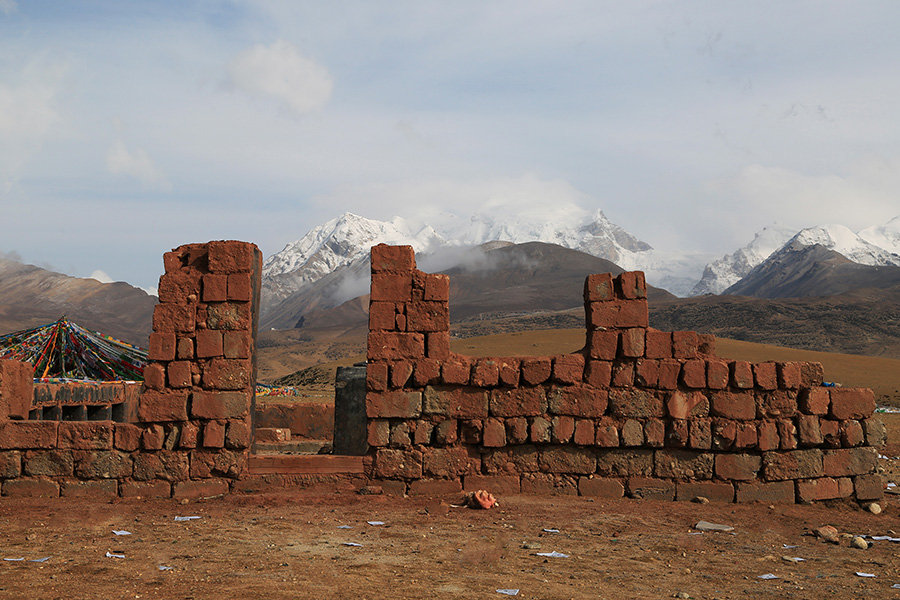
[865,502,882,515]
[694,520,734,532]
[851,536,869,550]
[522,541,542,550]
[358,485,383,496]
[673,592,691,599]
[692,497,709,505]
[813,525,840,544]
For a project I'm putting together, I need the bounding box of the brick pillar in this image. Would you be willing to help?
[583,271,648,358]
[139,241,261,453]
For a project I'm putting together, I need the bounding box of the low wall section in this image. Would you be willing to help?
[365,244,885,503]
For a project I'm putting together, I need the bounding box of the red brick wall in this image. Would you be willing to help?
[365,244,885,503]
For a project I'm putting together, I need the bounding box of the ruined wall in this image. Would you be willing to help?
[365,244,886,503]
[0,241,261,499]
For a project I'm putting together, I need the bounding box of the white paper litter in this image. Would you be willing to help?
[856,572,876,578]
[337,525,353,529]
[887,482,897,488]
[535,551,568,558]
[112,530,132,536]
[757,574,779,580]
[892,583,900,589]
[343,542,363,547]
[367,521,385,526]
[30,557,50,563]
[688,531,704,535]
[174,516,201,522]
[496,589,520,596]
[782,544,799,549]
[3,558,24,562]
[783,557,805,563]
[870,536,900,542]
[542,528,560,533]
[105,551,125,559]
[158,565,173,571]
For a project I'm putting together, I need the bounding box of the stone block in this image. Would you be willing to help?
[138,391,189,422]
[58,422,113,450]
[709,391,755,420]
[367,332,425,360]
[225,420,251,449]
[735,480,795,503]
[762,449,823,481]
[666,391,709,419]
[483,445,539,474]
[584,360,612,387]
[611,361,634,387]
[609,388,663,418]
[423,386,486,418]
[853,474,884,501]
[587,330,619,360]
[426,332,450,359]
[490,387,546,417]
[148,332,176,361]
[620,419,643,446]
[60,479,119,499]
[470,359,499,387]
[777,362,801,389]
[616,271,646,299]
[0,421,58,449]
[656,359,681,390]
[120,480,172,498]
[644,330,672,359]
[680,359,706,388]
[796,477,853,503]
[482,418,506,447]
[627,477,674,500]
[3,478,59,498]
[822,447,878,477]
[173,479,230,499]
[578,476,624,498]
[551,416,575,443]
[201,273,227,302]
[422,446,473,478]
[207,240,255,273]
[619,328,645,358]
[596,448,653,477]
[74,450,133,478]
[829,388,876,420]
[654,449,713,479]
[634,359,659,387]
[753,362,777,390]
[203,420,225,448]
[24,450,74,477]
[672,331,699,359]
[730,361,753,389]
[573,419,595,445]
[583,273,614,301]
[520,358,552,385]
[553,354,585,384]
[547,386,607,417]
[714,453,761,481]
[406,301,449,332]
[227,272,252,302]
[370,244,415,272]
[374,448,423,479]
[539,447,596,474]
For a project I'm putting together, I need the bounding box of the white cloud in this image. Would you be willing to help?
[106,140,171,190]
[0,0,16,16]
[89,269,113,283]
[227,40,332,114]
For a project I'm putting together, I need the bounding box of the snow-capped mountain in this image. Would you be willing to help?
[859,215,900,256]
[790,224,900,267]
[690,225,797,296]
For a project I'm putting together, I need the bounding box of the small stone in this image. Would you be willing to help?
[814,525,840,544]
[865,502,882,515]
[358,485,383,496]
[695,520,734,532]
[851,536,869,550]
[840,533,854,540]
[692,496,709,505]
[522,541,542,550]
[673,592,691,599]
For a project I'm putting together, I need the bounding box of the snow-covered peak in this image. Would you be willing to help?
[690,225,797,296]
[791,224,900,266]
[859,215,900,255]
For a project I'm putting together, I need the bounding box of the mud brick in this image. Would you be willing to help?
[676,481,734,503]
[58,422,113,450]
[596,420,619,447]
[762,449,823,480]
[521,473,578,496]
[367,363,388,391]
[654,449,713,479]
[698,334,716,355]
[152,303,195,333]
[711,419,736,451]
[853,474,884,501]
[441,357,471,385]
[619,328,645,358]
[207,240,254,272]
[671,331,698,359]
[412,359,441,387]
[620,419,643,446]
[578,476,624,498]
[715,453,760,481]
[799,361,825,387]
[539,447,596,474]
[174,337,193,360]
[406,301,449,332]
[829,388,875,420]
[178,422,198,449]
[24,450,74,476]
[3,478,60,498]
[368,332,425,360]
[680,359,706,388]
[609,388,663,418]
[666,420,689,447]
[463,474,521,495]
[823,447,878,477]
[796,477,852,503]
[529,417,550,443]
[367,420,390,447]
[520,358,552,385]
[166,361,192,389]
[861,418,887,447]
[142,424,165,450]
[202,358,251,391]
[75,450,134,479]
[708,391,754,420]
[395,313,407,330]
[157,271,201,304]
[666,391,709,420]
[374,448,422,479]
[368,301,396,331]
[419,274,449,303]
[797,415,822,446]
[226,273,251,302]
[201,273,227,302]
[643,419,664,447]
[735,480,795,503]
[370,273,412,302]
[589,299,649,329]
[225,420,252,449]
[206,303,251,331]
[553,354,585,384]
[586,330,618,360]
[390,361,414,388]
[548,386,606,417]
[778,419,798,449]
[596,448,653,477]
[471,359,499,387]
[759,390,799,419]
[505,417,529,444]
[408,479,463,496]
[799,388,829,415]
[223,331,251,359]
[820,419,841,447]
[497,358,520,386]
[414,421,436,446]
[730,361,753,389]
[491,387,547,417]
[370,244,415,272]
[482,418,506,447]
[755,421,778,451]
[201,420,224,448]
[634,359,659,387]
[706,360,729,390]
[114,424,141,451]
[644,330,672,359]
[551,416,575,443]
[59,479,118,500]
[0,451,22,478]
[616,271,646,299]
[424,386,487,418]
[611,361,634,387]
[839,420,864,447]
[627,477,674,500]
[584,360,612,387]
[389,421,412,446]
[148,332,177,361]
[774,362,800,389]
[571,419,593,445]
[584,273,614,301]
[143,363,166,391]
[367,390,422,418]
[735,422,758,449]
[657,359,681,390]
[172,479,230,500]
[483,446,539,475]
[194,330,222,358]
[753,362,777,390]
[426,332,450,359]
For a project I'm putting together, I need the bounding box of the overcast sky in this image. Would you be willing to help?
[1,1,899,291]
